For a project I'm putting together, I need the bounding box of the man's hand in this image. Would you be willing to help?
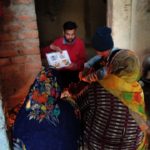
[50,44,62,52]
[79,68,90,80]
[80,74,98,83]
[79,67,95,81]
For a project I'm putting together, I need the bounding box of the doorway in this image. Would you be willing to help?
[34,0,107,59]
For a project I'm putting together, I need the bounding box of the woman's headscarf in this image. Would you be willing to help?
[25,67,62,126]
[99,49,148,149]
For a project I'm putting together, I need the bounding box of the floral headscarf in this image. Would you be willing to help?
[25,67,62,126]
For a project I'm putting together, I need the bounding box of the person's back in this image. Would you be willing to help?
[68,26,148,149]
[13,99,80,150]
[76,82,144,150]
[71,49,148,149]
[13,67,80,150]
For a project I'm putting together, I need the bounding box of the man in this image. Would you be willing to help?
[70,27,149,149]
[41,21,87,89]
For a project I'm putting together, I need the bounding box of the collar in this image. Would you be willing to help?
[63,37,76,45]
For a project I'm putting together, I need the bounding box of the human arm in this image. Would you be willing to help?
[40,38,62,58]
[79,55,102,80]
[84,55,101,68]
[40,44,61,59]
[80,67,107,83]
[59,39,87,71]
[49,44,62,52]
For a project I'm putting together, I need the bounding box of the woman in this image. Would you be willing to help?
[72,49,149,149]
[13,67,80,150]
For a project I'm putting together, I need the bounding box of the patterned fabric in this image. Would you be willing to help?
[76,82,145,150]
[99,50,148,130]
[76,49,148,149]
[13,138,26,150]
[25,67,61,126]
[13,67,80,150]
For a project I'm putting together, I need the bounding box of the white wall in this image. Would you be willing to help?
[107,0,150,61]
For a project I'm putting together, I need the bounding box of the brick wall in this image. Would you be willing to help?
[0,0,42,110]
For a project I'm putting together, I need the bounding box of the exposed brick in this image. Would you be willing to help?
[17,47,40,55]
[0,47,41,58]
[0,58,11,66]
[3,10,14,21]
[16,15,36,21]
[0,64,23,74]
[0,40,39,51]
[25,22,37,30]
[0,62,41,74]
[0,33,17,42]
[0,49,19,57]
[3,24,22,32]
[24,62,42,71]
[11,55,30,64]
[13,0,32,4]
[0,41,24,50]
[25,40,40,48]
[24,47,40,54]
[18,31,39,39]
[0,55,41,68]
[10,55,41,64]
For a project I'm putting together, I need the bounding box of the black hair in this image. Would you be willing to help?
[63,21,77,31]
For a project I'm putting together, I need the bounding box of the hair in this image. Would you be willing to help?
[63,21,77,31]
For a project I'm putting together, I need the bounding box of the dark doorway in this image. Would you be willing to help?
[35,0,107,59]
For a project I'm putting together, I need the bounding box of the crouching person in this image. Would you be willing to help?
[72,27,149,149]
[13,67,80,150]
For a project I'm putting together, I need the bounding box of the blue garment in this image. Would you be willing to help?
[84,47,119,69]
[13,67,80,150]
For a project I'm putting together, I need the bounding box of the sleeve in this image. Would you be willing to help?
[40,46,53,58]
[83,67,107,83]
[84,55,101,68]
[40,38,60,58]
